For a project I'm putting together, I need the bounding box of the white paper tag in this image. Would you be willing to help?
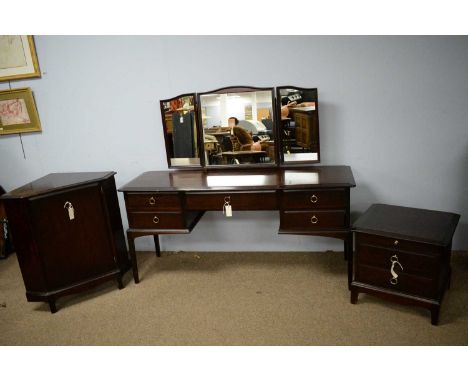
[225,204,232,217]
[180,116,184,123]
[68,207,75,220]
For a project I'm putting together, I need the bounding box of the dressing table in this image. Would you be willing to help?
[120,166,355,285]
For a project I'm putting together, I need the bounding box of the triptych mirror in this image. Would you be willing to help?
[160,85,320,169]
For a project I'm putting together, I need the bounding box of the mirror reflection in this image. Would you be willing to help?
[278,87,319,162]
[161,94,200,167]
[199,89,276,165]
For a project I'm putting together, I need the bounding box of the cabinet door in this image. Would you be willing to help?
[29,183,116,290]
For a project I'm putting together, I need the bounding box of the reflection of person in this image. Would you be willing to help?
[228,117,239,128]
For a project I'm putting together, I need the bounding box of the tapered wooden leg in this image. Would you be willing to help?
[117,275,124,290]
[346,232,353,290]
[127,232,139,284]
[431,306,440,325]
[153,235,161,257]
[350,289,359,304]
[48,298,57,314]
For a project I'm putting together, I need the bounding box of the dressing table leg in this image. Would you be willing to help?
[153,235,161,257]
[345,232,353,290]
[127,232,139,284]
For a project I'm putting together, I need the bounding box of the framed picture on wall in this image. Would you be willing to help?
[0,36,41,82]
[0,87,42,135]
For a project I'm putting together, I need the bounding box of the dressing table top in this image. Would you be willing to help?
[120,166,355,192]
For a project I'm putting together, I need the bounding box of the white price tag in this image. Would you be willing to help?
[225,204,232,217]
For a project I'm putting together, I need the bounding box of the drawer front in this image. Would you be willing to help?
[128,212,185,229]
[185,191,277,211]
[357,244,439,279]
[355,264,436,299]
[281,189,346,210]
[356,232,442,256]
[125,192,182,211]
[280,210,346,231]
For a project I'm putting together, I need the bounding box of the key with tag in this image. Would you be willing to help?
[223,196,232,218]
[64,201,75,221]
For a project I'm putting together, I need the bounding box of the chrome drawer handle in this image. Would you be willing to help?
[153,216,159,224]
[310,194,318,203]
[310,215,318,224]
[390,254,403,285]
[149,196,156,205]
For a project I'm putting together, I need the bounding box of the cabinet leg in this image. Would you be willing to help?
[430,306,440,326]
[48,298,57,314]
[153,235,161,257]
[127,233,140,284]
[117,275,124,290]
[350,289,359,304]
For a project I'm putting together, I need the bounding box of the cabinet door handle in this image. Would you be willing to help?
[153,216,159,224]
[310,194,318,203]
[149,196,156,205]
[310,215,318,224]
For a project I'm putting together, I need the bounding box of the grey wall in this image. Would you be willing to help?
[1,36,467,250]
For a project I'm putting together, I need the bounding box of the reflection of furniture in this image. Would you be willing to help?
[233,126,253,150]
[221,151,267,164]
[1,172,131,313]
[293,109,318,151]
[120,166,355,286]
[172,111,195,158]
[351,204,460,325]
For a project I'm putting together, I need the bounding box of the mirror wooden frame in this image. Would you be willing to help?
[159,92,203,169]
[160,85,320,170]
[276,86,321,165]
[196,85,279,169]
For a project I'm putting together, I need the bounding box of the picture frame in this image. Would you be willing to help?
[0,87,42,135]
[0,36,41,82]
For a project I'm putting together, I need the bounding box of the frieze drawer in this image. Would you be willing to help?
[280,210,346,231]
[125,192,182,211]
[185,191,277,211]
[281,189,346,210]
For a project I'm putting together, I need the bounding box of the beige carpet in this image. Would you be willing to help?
[0,251,467,345]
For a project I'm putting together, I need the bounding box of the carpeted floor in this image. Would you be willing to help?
[0,251,467,345]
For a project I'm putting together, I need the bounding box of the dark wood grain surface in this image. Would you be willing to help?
[353,204,460,246]
[119,166,355,192]
[1,172,116,199]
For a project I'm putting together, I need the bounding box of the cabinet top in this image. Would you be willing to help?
[119,166,355,192]
[353,203,460,246]
[1,172,116,200]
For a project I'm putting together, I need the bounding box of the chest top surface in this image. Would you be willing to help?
[353,203,460,246]
[1,172,116,200]
[119,166,356,192]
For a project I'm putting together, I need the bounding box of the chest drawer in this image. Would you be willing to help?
[128,212,185,229]
[356,264,436,298]
[356,244,439,279]
[185,191,277,211]
[125,192,182,211]
[281,189,346,210]
[356,232,442,256]
[280,210,346,231]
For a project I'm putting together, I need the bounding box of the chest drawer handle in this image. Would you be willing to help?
[390,254,403,285]
[310,194,318,203]
[310,215,318,224]
[149,197,156,205]
[153,216,159,224]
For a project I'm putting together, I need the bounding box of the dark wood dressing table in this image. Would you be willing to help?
[119,166,356,286]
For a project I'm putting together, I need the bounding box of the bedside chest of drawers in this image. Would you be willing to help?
[351,204,460,325]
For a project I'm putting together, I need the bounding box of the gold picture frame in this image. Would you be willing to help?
[0,88,42,135]
[0,36,41,82]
